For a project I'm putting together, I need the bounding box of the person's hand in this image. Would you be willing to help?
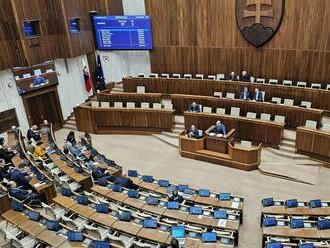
[28,190,32,194]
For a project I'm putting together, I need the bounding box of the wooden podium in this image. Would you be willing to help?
[179,130,261,171]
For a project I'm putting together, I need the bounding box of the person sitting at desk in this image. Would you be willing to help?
[113,173,138,190]
[66,131,77,146]
[9,167,33,190]
[27,125,41,142]
[241,70,251,82]
[188,125,201,138]
[6,181,41,207]
[0,137,16,165]
[228,72,239,81]
[66,142,84,158]
[34,141,47,160]
[188,102,200,113]
[252,88,263,101]
[240,87,251,100]
[31,75,47,87]
[168,190,184,203]
[86,157,115,185]
[207,120,227,135]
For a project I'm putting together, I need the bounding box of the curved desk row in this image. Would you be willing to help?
[97,91,162,106]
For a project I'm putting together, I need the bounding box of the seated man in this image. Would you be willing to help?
[168,190,184,203]
[0,137,16,165]
[206,120,227,136]
[240,87,251,100]
[187,125,201,138]
[27,125,41,142]
[9,167,33,190]
[252,88,263,101]
[113,173,138,190]
[7,181,41,207]
[31,75,47,87]
[86,157,115,185]
[228,72,239,81]
[188,102,200,113]
[241,70,251,82]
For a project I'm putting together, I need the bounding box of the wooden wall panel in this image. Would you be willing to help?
[145,0,330,83]
[106,0,124,15]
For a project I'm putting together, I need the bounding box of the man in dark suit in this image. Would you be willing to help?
[252,88,263,101]
[228,72,239,81]
[240,87,251,100]
[188,125,200,138]
[207,120,227,135]
[188,102,200,112]
[9,167,33,190]
[26,125,41,142]
[7,181,41,206]
[241,71,251,82]
[0,137,15,165]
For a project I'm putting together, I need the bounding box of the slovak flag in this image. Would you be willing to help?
[83,65,92,93]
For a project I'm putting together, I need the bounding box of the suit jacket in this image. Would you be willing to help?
[241,75,250,82]
[26,129,41,142]
[240,91,251,100]
[210,124,227,135]
[253,91,263,101]
[188,128,199,138]
[10,169,31,189]
[228,75,238,81]
[9,188,32,201]
[188,104,200,112]
[0,148,15,164]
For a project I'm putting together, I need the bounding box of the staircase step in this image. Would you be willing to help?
[66,119,76,125]
[281,139,295,148]
[162,132,179,139]
[279,145,296,153]
[63,123,77,131]
[152,134,179,148]
[266,147,312,160]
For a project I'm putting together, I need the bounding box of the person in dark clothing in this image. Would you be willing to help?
[86,158,115,185]
[9,168,33,190]
[66,131,77,146]
[0,137,15,164]
[188,102,201,113]
[7,181,41,207]
[26,125,41,142]
[168,190,184,203]
[113,174,138,190]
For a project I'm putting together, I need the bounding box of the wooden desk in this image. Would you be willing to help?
[142,204,167,215]
[186,214,213,227]
[111,220,142,236]
[263,226,320,239]
[70,204,96,218]
[205,129,235,154]
[53,195,77,209]
[296,127,330,164]
[36,230,68,247]
[29,177,56,204]
[97,92,162,107]
[89,212,116,227]
[184,112,284,148]
[261,206,286,215]
[163,209,189,222]
[123,197,146,210]
[209,219,240,231]
[136,228,171,244]
[91,185,112,196]
[0,194,11,214]
[57,241,85,248]
[122,77,330,112]
[2,209,28,225]
[106,191,128,202]
[74,104,175,134]
[18,220,45,236]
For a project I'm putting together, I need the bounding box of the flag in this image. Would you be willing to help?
[83,65,92,93]
[95,54,106,91]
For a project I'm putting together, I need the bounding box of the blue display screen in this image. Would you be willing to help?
[24,22,38,37]
[69,18,80,33]
[93,15,153,50]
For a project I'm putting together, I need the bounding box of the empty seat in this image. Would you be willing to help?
[260,113,271,121]
[114,102,123,108]
[240,140,252,149]
[136,86,145,93]
[283,99,294,106]
[203,107,212,113]
[208,75,216,80]
[283,80,292,86]
[322,123,330,132]
[274,115,285,123]
[226,93,235,99]
[126,102,136,108]
[305,120,317,129]
[172,74,181,78]
[230,107,240,116]
[149,73,158,78]
[269,79,278,85]
[216,74,225,80]
[161,73,169,78]
[213,91,222,97]
[246,112,257,118]
[100,102,109,108]
[141,102,149,109]
[216,108,226,115]
[138,73,145,77]
[183,74,192,79]
[195,74,204,79]
[271,97,281,104]
[153,103,162,109]
[297,81,307,87]
[91,101,99,108]
[311,83,321,89]
[256,78,265,84]
[164,103,173,110]
[300,101,312,108]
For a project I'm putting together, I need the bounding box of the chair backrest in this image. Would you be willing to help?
[297,81,307,87]
[240,140,252,149]
[216,74,225,80]
[269,79,278,85]
[114,102,123,108]
[311,83,321,89]
[305,120,317,129]
[172,74,181,78]
[183,74,192,79]
[256,78,265,84]
[230,107,240,116]
[260,113,271,121]
[138,73,145,78]
[136,86,145,93]
[153,103,162,109]
[149,73,158,78]
[91,101,99,108]
[246,112,257,119]
[164,103,173,110]
[126,102,136,108]
[261,91,266,101]
[208,75,216,80]
[203,107,212,113]
[141,102,150,109]
[271,97,281,104]
[100,102,109,108]
[274,115,285,124]
[283,99,294,106]
[226,93,235,99]
[216,108,226,115]
[322,123,330,132]
[161,73,169,78]
[327,84,330,90]
[195,74,204,79]
[283,80,292,86]
[213,91,222,97]
[300,101,312,108]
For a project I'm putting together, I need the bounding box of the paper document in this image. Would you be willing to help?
[231,202,240,209]
[217,219,227,228]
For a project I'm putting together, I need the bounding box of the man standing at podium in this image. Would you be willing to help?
[206,120,227,136]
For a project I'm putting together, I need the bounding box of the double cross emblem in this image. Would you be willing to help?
[243,0,274,23]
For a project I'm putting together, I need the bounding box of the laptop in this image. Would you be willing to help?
[127,170,138,177]
[262,197,275,207]
[178,185,189,192]
[77,195,88,205]
[310,199,322,208]
[95,203,109,213]
[67,231,83,242]
[46,220,60,231]
[142,175,153,183]
[28,210,41,221]
[214,210,228,219]
[112,184,123,192]
[190,206,203,215]
[198,189,210,197]
[61,187,72,197]
[318,219,330,230]
[299,243,314,248]
[266,241,282,248]
[167,201,180,210]
[171,226,185,245]
[201,232,217,243]
[12,200,24,212]
[143,219,157,229]
[263,216,277,227]
[93,241,110,248]
[286,199,298,208]
[290,218,304,229]
[128,190,139,198]
[158,180,170,187]
[118,211,131,222]
[219,193,231,201]
[147,197,159,205]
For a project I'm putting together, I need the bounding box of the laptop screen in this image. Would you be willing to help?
[318,219,330,230]
[118,211,131,221]
[183,188,194,195]
[93,241,110,248]
[142,175,153,183]
[171,226,185,239]
[201,232,217,243]
[46,220,60,231]
[12,200,24,212]
[214,210,228,219]
[127,170,138,177]
[262,197,275,207]
[178,185,189,192]
[219,193,231,201]
[147,197,159,205]
[290,218,304,229]
[167,201,179,209]
[128,190,139,198]
[190,206,203,215]
[112,184,123,192]
[263,217,277,227]
[158,180,170,187]
[95,203,109,213]
[28,210,40,221]
[143,219,157,229]
[286,199,298,208]
[61,187,72,197]
[77,195,88,205]
[299,243,314,248]
[67,231,83,242]
[198,189,210,197]
[266,241,282,248]
[310,199,322,208]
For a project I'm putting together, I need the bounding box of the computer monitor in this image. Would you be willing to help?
[310,199,322,208]
[262,217,277,227]
[318,219,330,230]
[93,241,110,248]
[158,180,170,187]
[190,206,203,215]
[167,201,179,210]
[112,184,123,192]
[77,195,88,205]
[299,243,314,248]
[95,203,109,213]
[147,197,159,205]
[201,232,217,243]
[262,197,275,207]
[28,210,40,221]
[118,211,131,221]
[12,200,24,212]
[214,210,228,219]
[67,231,83,242]
[143,219,157,229]
[198,189,210,197]
[178,184,188,192]
[290,218,304,229]
[219,193,231,201]
[171,226,185,239]
[286,199,298,208]
[128,190,139,198]
[127,170,138,177]
[61,187,72,197]
[266,241,282,248]
[46,220,60,231]
[183,188,194,195]
[142,175,153,183]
